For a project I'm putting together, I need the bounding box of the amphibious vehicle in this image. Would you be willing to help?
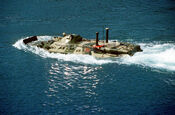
[23,28,142,58]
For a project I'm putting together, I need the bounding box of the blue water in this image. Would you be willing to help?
[1,0,175,114]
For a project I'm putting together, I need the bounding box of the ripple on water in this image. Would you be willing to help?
[42,62,103,113]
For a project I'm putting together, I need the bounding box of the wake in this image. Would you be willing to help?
[13,36,175,71]
[121,43,175,71]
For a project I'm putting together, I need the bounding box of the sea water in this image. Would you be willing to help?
[1,0,175,114]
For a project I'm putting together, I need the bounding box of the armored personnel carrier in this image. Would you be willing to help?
[23,28,142,58]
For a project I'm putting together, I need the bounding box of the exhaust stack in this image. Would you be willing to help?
[106,28,109,43]
[96,32,99,46]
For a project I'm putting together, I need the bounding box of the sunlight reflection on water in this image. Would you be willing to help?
[43,62,103,112]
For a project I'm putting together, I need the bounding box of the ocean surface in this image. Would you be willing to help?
[1,0,175,114]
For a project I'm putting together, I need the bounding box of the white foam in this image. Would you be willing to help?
[121,43,175,71]
[13,36,175,71]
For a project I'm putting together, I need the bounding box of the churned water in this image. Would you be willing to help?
[1,0,175,114]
